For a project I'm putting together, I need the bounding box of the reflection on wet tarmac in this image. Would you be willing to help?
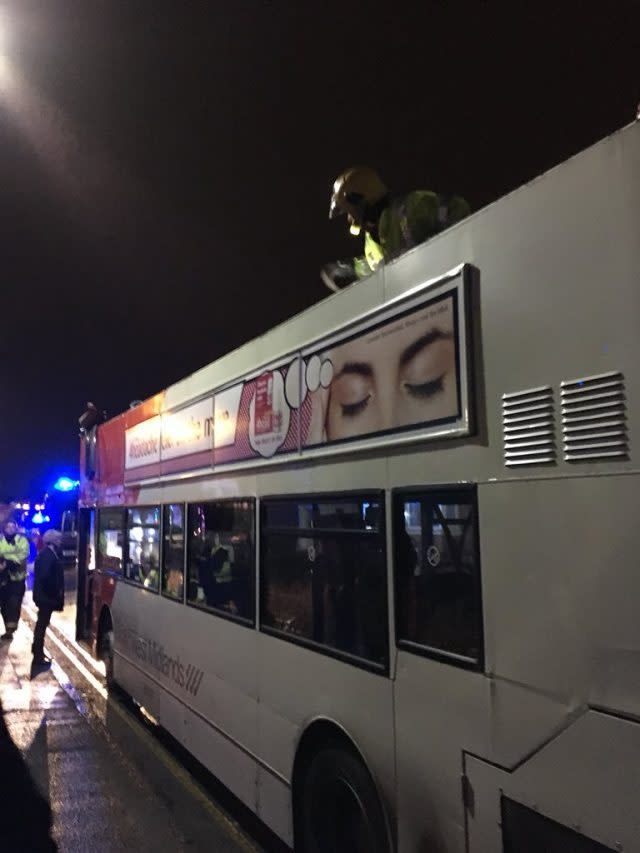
[0,620,261,852]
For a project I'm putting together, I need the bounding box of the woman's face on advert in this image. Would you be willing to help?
[325,298,458,440]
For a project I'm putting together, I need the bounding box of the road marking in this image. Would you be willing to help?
[22,603,106,676]
[36,617,108,699]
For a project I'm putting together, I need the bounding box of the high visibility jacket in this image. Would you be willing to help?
[353,190,470,279]
[0,534,30,581]
[143,567,159,590]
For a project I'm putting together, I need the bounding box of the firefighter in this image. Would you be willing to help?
[0,519,30,640]
[321,166,470,291]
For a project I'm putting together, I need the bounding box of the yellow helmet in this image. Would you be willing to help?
[329,166,388,224]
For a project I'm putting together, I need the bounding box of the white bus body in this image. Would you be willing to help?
[80,122,640,853]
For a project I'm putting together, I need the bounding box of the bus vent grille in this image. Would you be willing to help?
[502,385,555,466]
[561,371,628,462]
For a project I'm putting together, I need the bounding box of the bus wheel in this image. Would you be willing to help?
[299,745,389,853]
[98,615,114,687]
[103,629,114,687]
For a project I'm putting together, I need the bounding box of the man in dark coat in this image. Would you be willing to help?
[32,529,64,673]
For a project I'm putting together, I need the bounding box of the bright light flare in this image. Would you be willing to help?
[0,5,192,272]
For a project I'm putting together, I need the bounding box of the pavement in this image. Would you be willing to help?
[0,609,264,852]
[24,586,79,648]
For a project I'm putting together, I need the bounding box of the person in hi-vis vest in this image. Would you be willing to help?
[322,165,469,291]
[0,519,30,640]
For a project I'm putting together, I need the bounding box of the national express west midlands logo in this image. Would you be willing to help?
[122,628,204,697]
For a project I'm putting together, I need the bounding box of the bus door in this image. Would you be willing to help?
[60,510,79,566]
[76,508,96,641]
[391,487,486,852]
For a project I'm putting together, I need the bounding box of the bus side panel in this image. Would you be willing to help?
[257,634,395,841]
[464,755,504,853]
[395,656,580,853]
[256,765,292,848]
[113,652,261,812]
[481,474,640,724]
[394,471,640,853]
[466,710,640,852]
[394,662,488,853]
[111,586,261,813]
[183,698,259,813]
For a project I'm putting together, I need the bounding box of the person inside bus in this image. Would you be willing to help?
[310,538,346,651]
[310,525,385,663]
[211,533,237,614]
[306,295,458,444]
[198,533,238,615]
[142,558,159,590]
[394,503,420,641]
[137,537,160,590]
[321,166,469,291]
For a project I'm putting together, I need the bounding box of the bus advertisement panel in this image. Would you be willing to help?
[213,359,301,464]
[299,287,463,450]
[123,270,470,477]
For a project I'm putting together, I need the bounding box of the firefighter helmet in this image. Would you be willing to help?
[329,166,388,223]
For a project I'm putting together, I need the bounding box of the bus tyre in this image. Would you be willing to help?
[102,629,114,688]
[299,745,390,853]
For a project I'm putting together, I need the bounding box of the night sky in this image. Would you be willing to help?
[0,1,638,499]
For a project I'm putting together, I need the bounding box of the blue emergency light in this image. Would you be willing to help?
[54,476,79,492]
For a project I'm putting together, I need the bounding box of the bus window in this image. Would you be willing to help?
[162,504,185,601]
[187,500,255,622]
[261,495,388,669]
[393,487,482,667]
[124,506,160,591]
[97,508,125,576]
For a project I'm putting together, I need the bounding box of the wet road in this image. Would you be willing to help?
[0,605,269,852]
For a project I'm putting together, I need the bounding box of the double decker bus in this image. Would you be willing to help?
[76,121,640,853]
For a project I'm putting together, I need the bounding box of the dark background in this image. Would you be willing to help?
[0,1,638,498]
